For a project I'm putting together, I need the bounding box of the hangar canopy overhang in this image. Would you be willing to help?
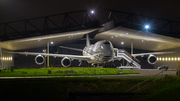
[94,26,180,51]
[1,26,180,51]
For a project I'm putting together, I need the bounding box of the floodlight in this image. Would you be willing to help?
[145,25,149,29]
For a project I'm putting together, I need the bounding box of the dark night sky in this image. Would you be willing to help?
[0,0,180,23]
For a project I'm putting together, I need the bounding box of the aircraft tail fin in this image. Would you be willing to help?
[59,46,83,52]
[81,30,98,46]
[86,34,90,46]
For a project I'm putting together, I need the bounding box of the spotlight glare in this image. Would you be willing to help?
[51,42,53,44]
[121,42,124,45]
[145,25,149,29]
[91,10,94,14]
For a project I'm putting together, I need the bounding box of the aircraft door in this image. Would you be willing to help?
[114,48,118,56]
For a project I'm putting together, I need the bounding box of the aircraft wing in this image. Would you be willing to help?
[6,51,91,61]
[132,52,175,57]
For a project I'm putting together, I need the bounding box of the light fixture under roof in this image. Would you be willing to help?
[121,42,124,45]
[51,42,53,44]
[145,25,149,29]
[38,37,42,41]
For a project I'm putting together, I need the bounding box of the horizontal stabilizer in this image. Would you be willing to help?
[59,46,83,52]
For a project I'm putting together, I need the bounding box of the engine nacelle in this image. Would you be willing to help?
[147,54,157,65]
[35,55,44,65]
[61,57,71,67]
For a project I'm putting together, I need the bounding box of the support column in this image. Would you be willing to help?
[131,39,133,54]
[47,39,49,67]
[0,40,3,69]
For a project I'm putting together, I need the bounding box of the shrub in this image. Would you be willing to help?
[48,70,52,74]
[21,71,27,74]
[55,70,63,73]
[64,70,73,73]
[11,66,14,72]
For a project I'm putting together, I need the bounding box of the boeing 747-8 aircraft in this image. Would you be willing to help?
[8,34,172,67]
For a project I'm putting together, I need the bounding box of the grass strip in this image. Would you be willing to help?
[0,67,139,77]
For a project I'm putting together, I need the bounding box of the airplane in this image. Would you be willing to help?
[6,34,173,68]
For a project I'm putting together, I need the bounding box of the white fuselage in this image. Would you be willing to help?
[82,40,114,64]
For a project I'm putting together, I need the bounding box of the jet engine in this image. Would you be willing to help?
[147,54,157,65]
[35,55,44,65]
[61,57,71,67]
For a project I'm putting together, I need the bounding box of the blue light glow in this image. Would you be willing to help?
[145,25,149,29]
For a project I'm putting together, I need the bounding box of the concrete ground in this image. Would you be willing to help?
[0,69,178,79]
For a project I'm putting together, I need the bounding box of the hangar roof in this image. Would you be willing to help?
[1,28,98,51]
[1,26,180,51]
[94,26,180,51]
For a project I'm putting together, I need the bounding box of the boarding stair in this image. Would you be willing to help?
[114,49,141,69]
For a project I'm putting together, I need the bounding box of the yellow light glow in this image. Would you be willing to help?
[172,58,174,61]
[11,57,12,60]
[162,58,164,61]
[157,58,159,61]
[169,58,171,61]
[178,57,180,61]
[159,58,161,61]
[165,58,167,61]
[175,58,177,61]
[3,57,4,60]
